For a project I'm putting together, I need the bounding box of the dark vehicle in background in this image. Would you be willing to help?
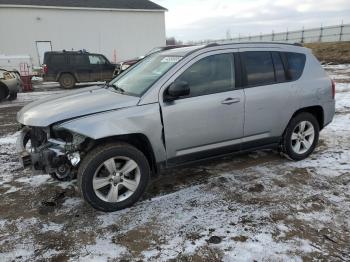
[115,45,191,75]
[0,69,21,101]
[43,50,116,89]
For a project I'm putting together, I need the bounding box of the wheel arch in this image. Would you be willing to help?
[86,133,159,176]
[290,105,324,130]
[56,72,79,82]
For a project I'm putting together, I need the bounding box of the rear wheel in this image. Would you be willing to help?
[282,112,319,161]
[78,142,150,212]
[59,73,76,89]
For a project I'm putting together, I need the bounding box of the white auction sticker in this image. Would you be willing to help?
[161,57,182,63]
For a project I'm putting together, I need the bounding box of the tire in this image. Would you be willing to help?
[50,163,74,181]
[59,73,76,89]
[282,112,319,161]
[0,84,9,101]
[8,92,17,101]
[78,142,150,212]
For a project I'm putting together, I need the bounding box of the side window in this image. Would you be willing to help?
[285,52,306,80]
[89,55,105,64]
[49,55,66,65]
[177,53,235,97]
[70,54,88,65]
[242,51,275,86]
[271,52,286,82]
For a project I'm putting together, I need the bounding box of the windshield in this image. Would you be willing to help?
[109,53,183,97]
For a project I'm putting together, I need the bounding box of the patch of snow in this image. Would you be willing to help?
[41,222,64,232]
[79,237,129,261]
[15,174,51,187]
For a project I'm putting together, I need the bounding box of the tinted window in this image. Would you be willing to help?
[177,53,235,97]
[242,51,275,86]
[70,55,88,65]
[285,52,306,80]
[49,54,66,65]
[89,55,106,64]
[271,52,286,82]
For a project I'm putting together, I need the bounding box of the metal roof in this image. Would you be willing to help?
[0,0,167,11]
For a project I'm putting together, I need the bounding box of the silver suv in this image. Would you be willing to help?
[17,43,335,212]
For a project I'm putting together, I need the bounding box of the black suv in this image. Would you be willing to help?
[43,50,116,89]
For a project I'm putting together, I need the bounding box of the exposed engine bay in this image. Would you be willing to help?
[17,126,87,181]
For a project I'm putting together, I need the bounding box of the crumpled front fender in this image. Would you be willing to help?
[57,104,166,163]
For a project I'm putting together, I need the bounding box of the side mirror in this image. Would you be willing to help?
[164,81,190,101]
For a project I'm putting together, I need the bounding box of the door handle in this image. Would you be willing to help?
[221,97,240,105]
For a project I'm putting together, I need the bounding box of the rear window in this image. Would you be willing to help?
[271,52,286,82]
[285,52,306,80]
[70,54,88,65]
[47,54,66,65]
[242,51,275,86]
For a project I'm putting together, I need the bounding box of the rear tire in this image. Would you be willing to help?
[282,112,319,161]
[78,142,150,212]
[59,73,76,89]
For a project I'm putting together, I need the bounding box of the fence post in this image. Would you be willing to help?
[301,26,305,43]
[339,20,344,41]
[272,30,275,41]
[260,32,262,41]
[286,28,289,42]
[319,24,323,42]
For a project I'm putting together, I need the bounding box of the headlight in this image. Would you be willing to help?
[121,64,131,71]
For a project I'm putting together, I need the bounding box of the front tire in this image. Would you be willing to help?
[282,112,319,161]
[78,143,150,212]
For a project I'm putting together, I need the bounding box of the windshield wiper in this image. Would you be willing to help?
[104,83,125,94]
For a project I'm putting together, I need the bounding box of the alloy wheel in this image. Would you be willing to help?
[93,156,141,203]
[291,120,315,154]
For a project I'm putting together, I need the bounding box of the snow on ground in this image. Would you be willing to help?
[0,66,349,261]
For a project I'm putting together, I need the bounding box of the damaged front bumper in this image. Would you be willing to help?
[16,127,83,175]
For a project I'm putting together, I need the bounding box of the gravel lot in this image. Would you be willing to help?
[0,66,349,261]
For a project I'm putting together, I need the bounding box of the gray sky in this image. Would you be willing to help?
[153,0,350,42]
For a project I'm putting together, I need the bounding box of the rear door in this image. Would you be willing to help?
[69,54,90,82]
[46,54,67,80]
[160,50,245,164]
[240,49,299,146]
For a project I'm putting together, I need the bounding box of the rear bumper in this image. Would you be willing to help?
[323,100,336,127]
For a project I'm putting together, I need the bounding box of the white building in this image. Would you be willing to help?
[0,0,167,66]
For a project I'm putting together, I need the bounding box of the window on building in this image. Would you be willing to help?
[176,53,235,97]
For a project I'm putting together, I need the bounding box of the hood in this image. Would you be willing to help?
[17,86,140,127]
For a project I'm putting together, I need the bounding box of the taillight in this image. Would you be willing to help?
[43,64,48,74]
[331,79,336,99]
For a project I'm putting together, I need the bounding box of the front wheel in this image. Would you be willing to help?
[282,112,320,161]
[78,143,150,212]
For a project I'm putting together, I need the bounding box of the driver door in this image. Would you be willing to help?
[160,51,245,165]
